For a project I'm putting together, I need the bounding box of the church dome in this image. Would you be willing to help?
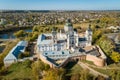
[87,24,92,31]
[65,23,73,26]
[65,19,73,27]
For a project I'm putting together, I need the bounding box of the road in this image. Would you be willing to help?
[78,61,109,79]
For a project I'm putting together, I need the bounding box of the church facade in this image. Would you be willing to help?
[36,19,92,52]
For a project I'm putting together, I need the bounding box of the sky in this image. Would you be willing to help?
[0,0,120,10]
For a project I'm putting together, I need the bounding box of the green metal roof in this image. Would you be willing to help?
[65,22,73,26]
[65,19,73,27]
[87,25,92,31]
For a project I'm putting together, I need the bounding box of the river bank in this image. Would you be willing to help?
[0,26,32,34]
[0,28,32,39]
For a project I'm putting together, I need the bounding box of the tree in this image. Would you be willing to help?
[44,64,50,71]
[43,69,58,80]
[33,26,39,32]
[24,51,30,57]
[31,60,49,80]
[43,68,66,80]
[0,66,8,75]
[71,73,80,80]
[31,61,42,80]
[22,59,32,68]
[92,29,103,44]
[14,30,27,38]
[80,69,90,80]
[99,17,115,28]
[18,53,24,59]
[29,32,38,41]
[110,70,120,80]
[110,51,120,63]
[97,35,115,56]
[96,75,106,80]
[18,52,30,59]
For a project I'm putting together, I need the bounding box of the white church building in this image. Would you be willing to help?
[36,19,92,53]
[36,19,107,67]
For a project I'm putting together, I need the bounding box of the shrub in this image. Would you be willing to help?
[22,59,32,68]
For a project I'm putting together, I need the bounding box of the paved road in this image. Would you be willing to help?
[78,61,109,78]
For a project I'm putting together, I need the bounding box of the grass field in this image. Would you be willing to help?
[90,67,110,75]
[65,61,83,76]
[2,61,34,80]
[45,22,89,29]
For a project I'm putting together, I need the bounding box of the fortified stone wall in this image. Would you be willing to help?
[96,45,107,59]
[86,54,105,67]
[39,54,57,68]
[39,45,106,68]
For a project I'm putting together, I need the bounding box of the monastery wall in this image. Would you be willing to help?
[96,45,107,59]
[39,54,57,68]
[86,54,105,67]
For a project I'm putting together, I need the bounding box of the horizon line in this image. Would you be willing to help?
[0,9,120,11]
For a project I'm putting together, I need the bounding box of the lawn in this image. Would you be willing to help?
[65,61,83,76]
[89,66,120,76]
[107,63,120,68]
[2,61,34,80]
[81,60,94,65]
[90,67,111,76]
[70,63,83,75]
[43,22,89,29]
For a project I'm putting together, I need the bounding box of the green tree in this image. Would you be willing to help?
[18,52,30,59]
[24,51,30,57]
[29,32,38,41]
[92,29,103,44]
[43,69,58,80]
[80,69,90,80]
[44,64,50,71]
[18,53,24,59]
[110,51,120,63]
[71,73,80,80]
[0,66,8,75]
[97,35,115,56]
[31,61,42,80]
[110,70,120,80]
[31,60,48,80]
[14,30,27,38]
[43,68,66,80]
[22,59,32,68]
[33,26,39,32]
[96,75,106,80]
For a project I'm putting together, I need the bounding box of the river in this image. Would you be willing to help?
[0,29,32,39]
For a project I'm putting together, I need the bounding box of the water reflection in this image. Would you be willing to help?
[0,29,32,39]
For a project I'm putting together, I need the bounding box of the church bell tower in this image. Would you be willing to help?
[52,28,57,43]
[85,24,92,46]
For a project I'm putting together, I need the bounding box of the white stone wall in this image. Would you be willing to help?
[37,43,66,52]
[4,59,17,67]
[79,41,86,48]
[64,25,73,32]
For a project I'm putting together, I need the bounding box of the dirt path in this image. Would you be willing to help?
[84,62,120,70]
[78,61,109,78]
